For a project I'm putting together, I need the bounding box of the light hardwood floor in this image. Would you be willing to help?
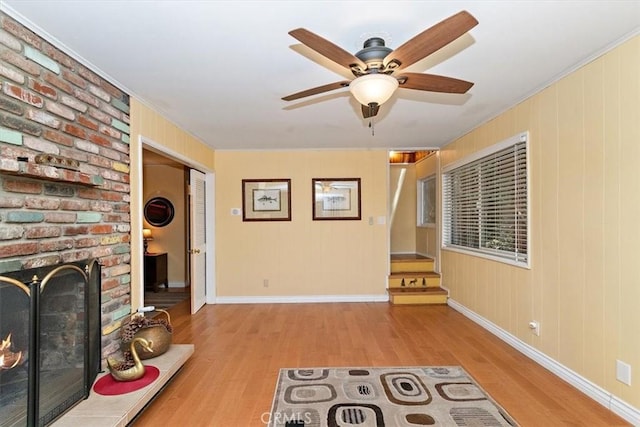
[134,300,630,426]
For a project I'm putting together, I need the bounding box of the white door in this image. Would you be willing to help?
[189,169,207,313]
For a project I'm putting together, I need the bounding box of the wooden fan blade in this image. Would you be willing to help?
[361,103,380,119]
[397,73,473,94]
[289,28,366,71]
[282,81,351,101]
[384,11,478,70]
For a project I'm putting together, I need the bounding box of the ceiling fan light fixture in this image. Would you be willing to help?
[349,74,399,106]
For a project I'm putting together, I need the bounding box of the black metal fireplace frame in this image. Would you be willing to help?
[0,258,101,426]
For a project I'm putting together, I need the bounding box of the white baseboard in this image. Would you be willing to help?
[215,294,389,304]
[448,298,640,426]
[168,281,186,289]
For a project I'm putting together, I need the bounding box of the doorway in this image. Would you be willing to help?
[388,149,440,263]
[141,146,213,313]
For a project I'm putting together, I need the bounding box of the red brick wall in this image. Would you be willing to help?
[0,12,131,357]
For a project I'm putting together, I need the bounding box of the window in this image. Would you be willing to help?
[417,175,436,226]
[442,132,529,267]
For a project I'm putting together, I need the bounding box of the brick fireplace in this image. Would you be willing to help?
[0,11,133,362]
[0,12,198,427]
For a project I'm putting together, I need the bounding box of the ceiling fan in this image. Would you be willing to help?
[282,11,478,119]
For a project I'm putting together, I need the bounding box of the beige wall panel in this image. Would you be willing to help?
[131,99,215,170]
[390,164,416,253]
[214,150,388,298]
[456,131,475,160]
[556,72,586,370]
[617,38,640,405]
[474,256,490,318]
[415,154,438,258]
[486,259,498,327]
[428,229,437,257]
[490,107,518,146]
[444,252,463,301]
[493,262,513,332]
[440,36,640,408]
[416,227,428,256]
[581,58,606,385]
[601,47,623,396]
[455,253,472,306]
[415,154,436,179]
[513,264,534,339]
[527,93,544,348]
[536,85,561,359]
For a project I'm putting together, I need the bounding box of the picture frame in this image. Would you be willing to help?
[312,178,361,220]
[242,179,291,221]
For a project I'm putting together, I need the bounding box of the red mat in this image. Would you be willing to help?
[93,365,160,395]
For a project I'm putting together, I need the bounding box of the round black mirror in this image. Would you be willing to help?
[144,197,174,227]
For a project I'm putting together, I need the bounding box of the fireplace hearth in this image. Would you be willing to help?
[0,259,101,426]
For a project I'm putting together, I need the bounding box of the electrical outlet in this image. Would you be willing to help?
[528,321,540,336]
[263,279,269,288]
[616,360,632,385]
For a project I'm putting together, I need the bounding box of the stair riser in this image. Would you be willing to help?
[390,261,434,273]
[389,294,448,305]
[388,256,441,304]
[388,276,440,288]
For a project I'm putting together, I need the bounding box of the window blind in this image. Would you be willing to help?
[442,135,528,265]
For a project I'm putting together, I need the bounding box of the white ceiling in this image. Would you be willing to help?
[2,1,639,151]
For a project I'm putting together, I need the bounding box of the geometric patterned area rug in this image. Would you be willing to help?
[268,367,518,426]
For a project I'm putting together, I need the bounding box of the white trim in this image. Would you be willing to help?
[133,135,145,311]
[205,172,216,304]
[215,294,389,304]
[442,132,528,173]
[417,174,436,227]
[441,246,531,270]
[414,251,432,259]
[139,136,217,308]
[441,132,530,269]
[167,281,186,289]
[142,138,212,174]
[448,298,640,426]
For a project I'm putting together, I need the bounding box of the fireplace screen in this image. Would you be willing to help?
[0,259,101,426]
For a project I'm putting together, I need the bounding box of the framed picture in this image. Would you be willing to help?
[312,178,361,220]
[242,179,291,221]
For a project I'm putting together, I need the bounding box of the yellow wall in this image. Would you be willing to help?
[215,150,389,298]
[143,164,187,286]
[415,153,438,259]
[390,164,416,254]
[129,98,215,309]
[440,36,640,408]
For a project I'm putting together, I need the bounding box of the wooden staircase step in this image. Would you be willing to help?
[388,254,442,304]
[388,272,441,288]
[387,287,448,305]
[390,254,433,261]
[390,255,434,273]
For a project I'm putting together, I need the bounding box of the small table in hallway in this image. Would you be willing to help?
[144,252,168,292]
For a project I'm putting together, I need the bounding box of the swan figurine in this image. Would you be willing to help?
[107,337,154,381]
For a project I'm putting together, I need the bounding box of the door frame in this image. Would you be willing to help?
[134,135,216,309]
